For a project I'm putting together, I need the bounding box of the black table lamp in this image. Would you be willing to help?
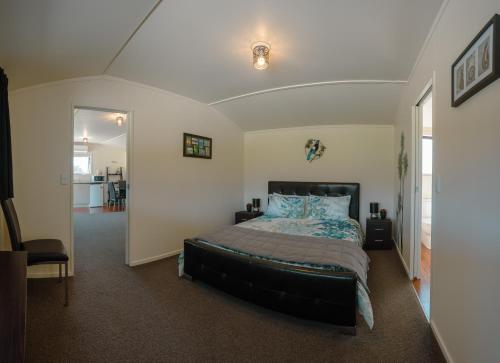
[370,202,379,219]
[252,198,261,212]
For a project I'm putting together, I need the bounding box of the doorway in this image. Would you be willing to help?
[412,86,433,319]
[71,106,131,271]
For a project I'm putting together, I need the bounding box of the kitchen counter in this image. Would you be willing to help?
[73,181,125,184]
[73,181,126,207]
[73,182,105,185]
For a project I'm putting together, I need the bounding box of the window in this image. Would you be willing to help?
[74,154,91,175]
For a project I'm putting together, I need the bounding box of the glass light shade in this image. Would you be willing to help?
[83,137,88,143]
[116,116,124,127]
[252,42,270,70]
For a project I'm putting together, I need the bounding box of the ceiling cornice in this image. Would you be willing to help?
[244,124,394,135]
[406,0,450,82]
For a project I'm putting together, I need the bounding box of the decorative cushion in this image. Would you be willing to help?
[307,195,351,220]
[265,194,306,218]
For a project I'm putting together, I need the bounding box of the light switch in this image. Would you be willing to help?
[435,175,442,193]
[60,174,69,185]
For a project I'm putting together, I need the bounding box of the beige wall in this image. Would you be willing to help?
[244,125,394,230]
[90,143,127,180]
[394,0,500,361]
[8,76,243,273]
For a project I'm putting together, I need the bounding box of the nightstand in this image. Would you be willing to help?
[365,218,393,250]
[235,211,264,224]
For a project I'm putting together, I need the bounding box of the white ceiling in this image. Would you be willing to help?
[1,0,444,130]
[0,0,157,90]
[108,0,441,103]
[73,108,127,146]
[214,82,405,131]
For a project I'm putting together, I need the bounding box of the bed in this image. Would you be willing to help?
[179,181,372,334]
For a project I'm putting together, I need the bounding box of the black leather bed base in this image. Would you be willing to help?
[183,239,357,331]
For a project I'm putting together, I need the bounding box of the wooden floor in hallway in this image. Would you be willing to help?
[74,205,126,214]
[413,243,431,319]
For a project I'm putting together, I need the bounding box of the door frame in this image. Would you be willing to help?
[70,105,133,272]
[410,75,434,280]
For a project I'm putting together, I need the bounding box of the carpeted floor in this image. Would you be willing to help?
[25,212,444,362]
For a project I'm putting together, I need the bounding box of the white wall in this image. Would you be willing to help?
[8,76,243,273]
[90,143,126,179]
[394,1,500,361]
[244,125,394,230]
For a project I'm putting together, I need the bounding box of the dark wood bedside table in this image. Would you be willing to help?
[365,218,393,250]
[235,211,264,224]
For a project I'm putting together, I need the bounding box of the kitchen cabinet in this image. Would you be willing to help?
[73,183,90,206]
[89,183,104,207]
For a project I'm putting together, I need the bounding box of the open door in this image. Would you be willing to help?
[412,86,433,320]
[71,106,131,276]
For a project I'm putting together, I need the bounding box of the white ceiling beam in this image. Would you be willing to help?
[103,0,164,74]
[208,80,407,106]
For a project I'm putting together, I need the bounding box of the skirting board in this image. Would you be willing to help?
[430,319,454,363]
[407,256,451,362]
[395,241,411,279]
[129,249,182,267]
[26,249,182,276]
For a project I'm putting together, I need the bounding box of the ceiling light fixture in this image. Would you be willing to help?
[252,41,270,70]
[83,137,88,143]
[116,116,124,127]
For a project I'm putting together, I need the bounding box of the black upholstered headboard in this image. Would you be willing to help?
[268,181,360,221]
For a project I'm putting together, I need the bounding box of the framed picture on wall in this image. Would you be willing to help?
[451,14,500,107]
[183,133,212,159]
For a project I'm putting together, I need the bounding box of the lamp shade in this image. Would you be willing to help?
[370,202,379,213]
[252,198,261,209]
[252,42,270,70]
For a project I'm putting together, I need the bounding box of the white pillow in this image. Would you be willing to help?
[306,195,351,220]
[265,194,306,218]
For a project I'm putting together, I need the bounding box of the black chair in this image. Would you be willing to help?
[118,181,126,208]
[107,182,117,207]
[1,199,69,306]
[108,182,126,210]
[118,180,126,199]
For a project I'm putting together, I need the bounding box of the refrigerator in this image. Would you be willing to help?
[89,183,104,208]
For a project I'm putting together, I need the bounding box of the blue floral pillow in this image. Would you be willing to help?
[307,195,351,220]
[265,194,306,218]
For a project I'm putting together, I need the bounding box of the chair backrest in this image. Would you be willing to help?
[108,182,117,201]
[0,199,23,251]
[118,181,126,197]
